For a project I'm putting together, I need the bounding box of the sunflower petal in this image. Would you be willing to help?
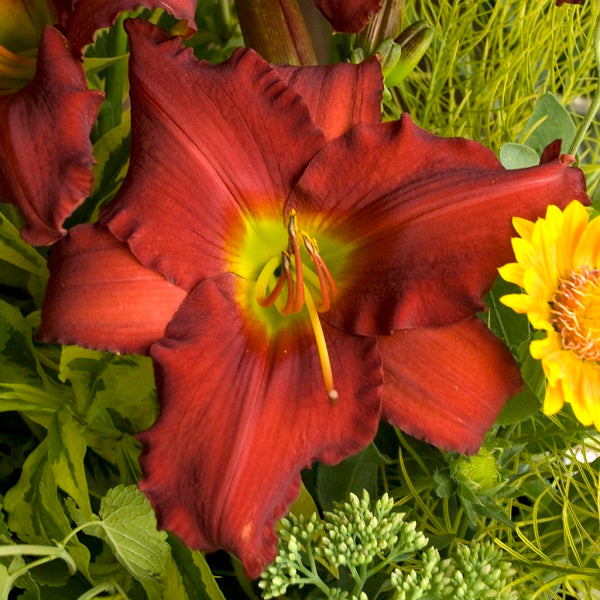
[141,273,382,577]
[379,317,522,454]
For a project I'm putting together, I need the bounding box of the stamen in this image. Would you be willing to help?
[302,233,336,312]
[280,252,296,316]
[304,286,339,403]
[0,45,37,68]
[287,212,304,313]
[254,256,281,307]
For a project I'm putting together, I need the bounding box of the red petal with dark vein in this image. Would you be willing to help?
[288,114,588,336]
[316,0,381,32]
[38,224,186,354]
[140,273,382,578]
[276,57,383,140]
[63,0,198,57]
[101,20,326,292]
[380,318,522,455]
[0,26,103,246]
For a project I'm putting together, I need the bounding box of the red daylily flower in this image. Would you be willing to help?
[39,20,588,578]
[555,0,582,5]
[0,0,196,246]
[316,0,381,33]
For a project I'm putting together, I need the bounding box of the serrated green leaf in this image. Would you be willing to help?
[499,142,540,170]
[522,92,576,154]
[316,443,388,510]
[47,408,92,519]
[96,485,169,600]
[0,213,48,277]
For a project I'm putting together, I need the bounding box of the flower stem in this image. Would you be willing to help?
[568,18,600,156]
[98,14,128,136]
[235,0,317,65]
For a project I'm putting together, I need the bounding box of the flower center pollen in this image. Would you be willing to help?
[551,266,600,362]
[254,211,339,402]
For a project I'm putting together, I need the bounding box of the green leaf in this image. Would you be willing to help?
[47,408,92,519]
[167,535,226,600]
[0,213,48,277]
[499,142,540,170]
[2,441,91,579]
[522,92,576,155]
[517,336,547,400]
[288,482,319,520]
[83,54,128,77]
[316,443,388,511]
[496,386,541,425]
[96,485,169,600]
[59,347,156,436]
[0,384,61,416]
[485,277,530,350]
[0,301,48,386]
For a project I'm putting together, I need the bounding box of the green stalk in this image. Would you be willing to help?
[235,0,317,65]
[98,14,128,136]
[568,18,600,156]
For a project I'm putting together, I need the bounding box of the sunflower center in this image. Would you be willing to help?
[551,266,600,362]
[254,211,339,402]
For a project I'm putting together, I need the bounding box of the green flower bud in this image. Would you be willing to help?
[385,20,434,87]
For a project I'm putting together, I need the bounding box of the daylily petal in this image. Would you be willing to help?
[275,57,383,140]
[288,114,588,335]
[0,26,103,246]
[38,224,186,354]
[62,0,198,57]
[140,273,382,578]
[102,20,326,291]
[379,317,522,455]
[316,0,381,33]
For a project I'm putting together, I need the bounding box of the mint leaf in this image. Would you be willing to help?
[97,485,169,600]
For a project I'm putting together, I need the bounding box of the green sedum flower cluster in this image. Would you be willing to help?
[259,490,519,599]
[392,542,518,600]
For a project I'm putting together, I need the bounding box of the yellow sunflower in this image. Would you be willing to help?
[499,200,600,428]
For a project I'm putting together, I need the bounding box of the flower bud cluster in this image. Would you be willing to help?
[328,588,369,600]
[258,513,322,599]
[315,490,426,567]
[391,542,518,599]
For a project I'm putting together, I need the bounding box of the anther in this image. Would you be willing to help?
[302,233,336,312]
